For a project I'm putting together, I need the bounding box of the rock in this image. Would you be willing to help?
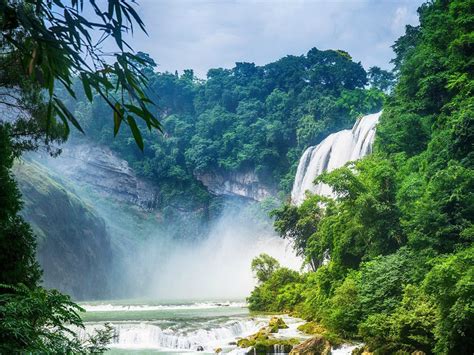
[351,345,373,355]
[215,347,222,353]
[197,345,204,351]
[14,160,113,300]
[297,321,326,335]
[289,335,331,355]
[269,316,289,332]
[237,338,253,348]
[34,143,159,210]
[238,326,299,354]
[195,169,276,201]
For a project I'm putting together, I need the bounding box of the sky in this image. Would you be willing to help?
[124,0,425,78]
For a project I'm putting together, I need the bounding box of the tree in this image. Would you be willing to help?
[0,0,162,150]
[271,195,325,271]
[367,66,395,92]
[247,2,473,353]
[0,0,157,351]
[251,253,280,283]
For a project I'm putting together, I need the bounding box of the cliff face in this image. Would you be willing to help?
[14,160,113,300]
[42,143,276,204]
[39,143,159,210]
[195,170,277,202]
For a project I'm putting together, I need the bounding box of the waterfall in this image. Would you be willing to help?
[80,319,264,351]
[291,112,381,205]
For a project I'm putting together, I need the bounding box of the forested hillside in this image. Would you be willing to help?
[62,47,386,207]
[248,1,473,353]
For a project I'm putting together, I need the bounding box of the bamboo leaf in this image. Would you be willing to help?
[127,116,144,151]
[113,102,122,136]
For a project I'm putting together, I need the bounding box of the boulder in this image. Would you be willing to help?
[237,326,299,354]
[289,335,331,355]
[269,316,289,333]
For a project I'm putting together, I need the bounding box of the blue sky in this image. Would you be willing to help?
[125,0,425,78]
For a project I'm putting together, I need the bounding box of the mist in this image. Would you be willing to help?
[30,143,301,301]
[133,203,301,300]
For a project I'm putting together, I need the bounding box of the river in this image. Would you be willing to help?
[78,300,307,354]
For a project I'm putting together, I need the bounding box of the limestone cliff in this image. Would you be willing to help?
[195,170,276,201]
[37,143,159,210]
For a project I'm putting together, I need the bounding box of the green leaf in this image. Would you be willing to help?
[81,73,93,101]
[53,97,84,134]
[127,115,144,151]
[113,102,122,137]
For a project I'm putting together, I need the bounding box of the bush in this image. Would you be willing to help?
[247,268,302,312]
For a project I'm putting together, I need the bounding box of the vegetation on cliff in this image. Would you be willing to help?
[62,46,387,207]
[248,1,473,353]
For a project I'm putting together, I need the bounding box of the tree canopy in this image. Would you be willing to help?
[249,1,474,353]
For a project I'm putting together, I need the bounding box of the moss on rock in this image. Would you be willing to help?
[237,323,299,354]
[269,316,289,332]
[297,321,326,335]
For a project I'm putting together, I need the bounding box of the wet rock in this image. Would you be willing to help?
[269,316,289,333]
[238,326,299,354]
[34,143,160,210]
[215,347,222,353]
[289,335,331,355]
[197,345,204,351]
[14,160,113,300]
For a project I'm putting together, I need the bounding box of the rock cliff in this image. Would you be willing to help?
[37,143,159,210]
[14,160,113,300]
[195,170,276,201]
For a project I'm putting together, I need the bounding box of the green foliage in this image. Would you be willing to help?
[0,283,113,353]
[0,0,162,148]
[0,1,159,351]
[247,267,302,312]
[271,194,325,269]
[367,66,395,92]
[248,2,473,353]
[66,47,384,201]
[0,125,111,352]
[359,285,436,354]
[423,246,474,354]
[251,253,280,283]
[296,156,403,271]
[0,125,40,288]
[323,271,361,337]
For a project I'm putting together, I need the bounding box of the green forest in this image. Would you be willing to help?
[61,47,386,210]
[247,1,473,354]
[0,0,472,353]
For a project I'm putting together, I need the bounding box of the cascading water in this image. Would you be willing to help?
[291,112,381,205]
[84,319,262,351]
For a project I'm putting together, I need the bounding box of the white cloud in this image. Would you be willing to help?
[126,0,424,78]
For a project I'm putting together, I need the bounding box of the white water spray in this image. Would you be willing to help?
[291,112,381,205]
